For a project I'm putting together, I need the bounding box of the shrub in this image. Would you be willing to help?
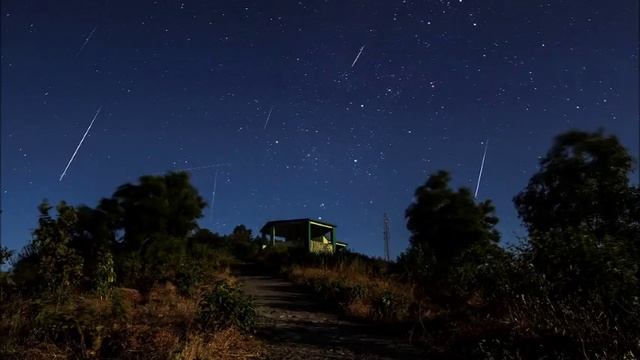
[33,301,80,345]
[30,296,116,357]
[372,290,410,321]
[197,280,256,333]
[13,201,85,299]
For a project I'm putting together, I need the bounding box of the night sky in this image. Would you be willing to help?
[1,1,638,258]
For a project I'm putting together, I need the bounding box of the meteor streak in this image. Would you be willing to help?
[178,163,230,172]
[263,106,274,130]
[75,26,97,57]
[474,139,489,199]
[59,106,102,182]
[210,170,218,225]
[351,45,365,68]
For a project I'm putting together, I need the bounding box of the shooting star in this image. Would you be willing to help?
[474,139,489,199]
[263,106,274,130]
[177,163,230,172]
[75,26,97,57]
[351,45,365,68]
[155,162,230,175]
[59,106,102,182]
[210,170,218,226]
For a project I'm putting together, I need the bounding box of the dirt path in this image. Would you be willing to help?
[236,267,426,360]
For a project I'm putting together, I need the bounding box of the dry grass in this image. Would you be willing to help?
[289,266,411,297]
[345,297,373,318]
[140,282,199,328]
[180,327,265,360]
[1,273,265,360]
[18,343,71,359]
[288,265,415,322]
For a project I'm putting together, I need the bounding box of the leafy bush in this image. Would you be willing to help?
[197,280,256,333]
[33,301,82,348]
[28,296,118,357]
[0,246,13,302]
[514,130,639,305]
[13,201,85,299]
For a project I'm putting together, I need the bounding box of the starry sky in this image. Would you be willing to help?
[1,0,638,258]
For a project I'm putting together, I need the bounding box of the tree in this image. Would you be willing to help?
[16,201,85,300]
[97,172,206,289]
[0,246,12,266]
[230,225,252,243]
[404,170,501,286]
[103,172,206,252]
[73,205,116,294]
[0,246,14,301]
[514,130,639,303]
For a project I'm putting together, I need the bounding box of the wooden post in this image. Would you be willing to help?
[307,221,311,252]
[271,225,275,246]
[331,227,336,253]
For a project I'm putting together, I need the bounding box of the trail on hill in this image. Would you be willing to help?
[236,266,426,360]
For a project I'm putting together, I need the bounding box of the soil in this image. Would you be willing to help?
[236,266,427,360]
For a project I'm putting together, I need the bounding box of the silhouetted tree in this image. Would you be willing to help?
[13,201,85,300]
[72,205,116,294]
[103,172,206,253]
[230,225,252,243]
[189,228,225,249]
[0,246,13,301]
[403,170,501,291]
[514,130,639,304]
[94,172,206,290]
[0,246,12,266]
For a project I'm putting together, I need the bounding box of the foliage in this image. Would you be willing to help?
[403,170,504,299]
[94,251,115,298]
[1,280,260,359]
[95,172,229,294]
[5,128,639,358]
[103,171,206,252]
[514,130,636,237]
[371,290,410,321]
[229,224,253,243]
[0,246,12,267]
[3,172,262,359]
[0,246,14,301]
[287,260,414,323]
[26,201,84,299]
[189,228,226,250]
[72,205,117,293]
[444,242,517,301]
[514,130,639,306]
[197,280,256,333]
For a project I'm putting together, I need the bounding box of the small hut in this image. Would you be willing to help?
[259,218,347,253]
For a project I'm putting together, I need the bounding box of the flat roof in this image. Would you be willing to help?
[260,218,337,233]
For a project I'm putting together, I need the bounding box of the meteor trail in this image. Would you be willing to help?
[263,106,274,130]
[474,139,489,199]
[59,106,102,182]
[351,45,365,68]
[75,26,97,57]
[210,170,218,226]
[173,163,230,173]
[154,163,230,175]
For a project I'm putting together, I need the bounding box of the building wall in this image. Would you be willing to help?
[309,237,334,253]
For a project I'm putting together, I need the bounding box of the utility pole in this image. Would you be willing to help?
[383,213,390,261]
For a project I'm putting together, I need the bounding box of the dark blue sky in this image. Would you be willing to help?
[1,0,638,258]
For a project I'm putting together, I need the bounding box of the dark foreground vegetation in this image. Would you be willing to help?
[1,129,639,359]
[0,173,263,359]
[256,129,640,359]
